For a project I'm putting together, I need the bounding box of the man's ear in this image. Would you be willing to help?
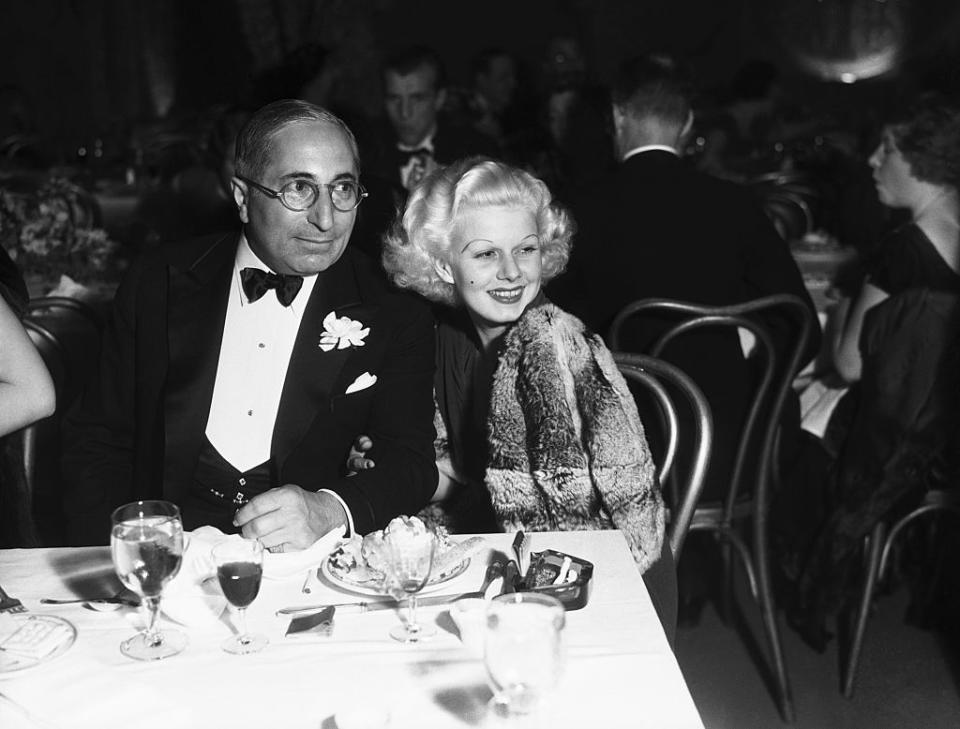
[434,258,455,285]
[231,177,250,224]
[434,88,447,111]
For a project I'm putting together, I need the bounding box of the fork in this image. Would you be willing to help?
[0,583,26,614]
[460,558,506,600]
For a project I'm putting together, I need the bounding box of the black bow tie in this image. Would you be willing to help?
[240,268,304,307]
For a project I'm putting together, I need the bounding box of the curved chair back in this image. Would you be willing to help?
[22,319,66,402]
[614,352,713,561]
[610,294,812,525]
[26,296,103,410]
[844,489,960,697]
[610,294,813,723]
[27,296,103,328]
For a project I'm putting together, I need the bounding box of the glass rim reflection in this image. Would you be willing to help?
[110,499,182,524]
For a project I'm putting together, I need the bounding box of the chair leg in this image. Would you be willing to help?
[842,522,886,699]
[755,556,794,720]
[721,533,739,624]
[754,511,794,722]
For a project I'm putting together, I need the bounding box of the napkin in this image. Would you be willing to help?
[799,377,849,439]
[162,526,343,627]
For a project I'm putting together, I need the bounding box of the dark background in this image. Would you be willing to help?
[3,0,959,163]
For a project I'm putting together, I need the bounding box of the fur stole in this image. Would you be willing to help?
[485,304,664,572]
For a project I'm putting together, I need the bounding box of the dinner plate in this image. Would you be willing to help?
[320,548,470,597]
[0,614,76,675]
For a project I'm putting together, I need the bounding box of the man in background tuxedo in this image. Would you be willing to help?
[63,100,438,548]
[366,45,497,196]
[550,55,818,621]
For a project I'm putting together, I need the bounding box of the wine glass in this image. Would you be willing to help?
[110,500,187,660]
[484,593,566,722]
[380,530,437,643]
[213,539,268,654]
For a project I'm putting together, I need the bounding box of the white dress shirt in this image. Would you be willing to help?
[204,237,354,535]
[205,236,317,471]
[398,128,437,190]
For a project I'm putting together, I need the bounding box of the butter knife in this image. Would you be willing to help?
[276,590,476,616]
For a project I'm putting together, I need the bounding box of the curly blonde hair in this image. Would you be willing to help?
[382,157,574,306]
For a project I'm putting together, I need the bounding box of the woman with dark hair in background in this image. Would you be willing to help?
[775,93,960,650]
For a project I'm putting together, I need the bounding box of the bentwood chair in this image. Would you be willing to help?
[613,352,713,562]
[843,489,960,698]
[610,294,814,723]
[26,297,103,407]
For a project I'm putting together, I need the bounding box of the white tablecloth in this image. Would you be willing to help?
[0,531,704,729]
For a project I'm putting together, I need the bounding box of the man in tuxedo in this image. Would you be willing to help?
[63,100,438,549]
[552,55,818,497]
[549,56,818,621]
[365,45,497,196]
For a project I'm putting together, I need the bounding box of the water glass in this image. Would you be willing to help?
[110,500,187,660]
[380,530,437,643]
[484,592,565,721]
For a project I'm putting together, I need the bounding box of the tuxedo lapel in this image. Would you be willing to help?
[272,251,376,468]
[163,234,236,493]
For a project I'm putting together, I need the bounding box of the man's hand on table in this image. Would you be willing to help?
[233,486,347,552]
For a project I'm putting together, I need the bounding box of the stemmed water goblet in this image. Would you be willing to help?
[484,592,566,724]
[380,529,437,643]
[110,500,187,660]
[213,538,268,654]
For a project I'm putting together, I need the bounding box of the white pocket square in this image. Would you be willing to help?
[345,372,378,395]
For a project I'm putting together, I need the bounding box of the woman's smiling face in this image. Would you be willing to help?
[438,205,542,345]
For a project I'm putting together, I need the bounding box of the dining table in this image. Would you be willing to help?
[0,530,705,729]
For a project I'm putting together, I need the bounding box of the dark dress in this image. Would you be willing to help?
[424,298,678,644]
[775,223,960,650]
[867,222,960,296]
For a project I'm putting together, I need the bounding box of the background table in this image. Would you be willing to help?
[0,531,704,729]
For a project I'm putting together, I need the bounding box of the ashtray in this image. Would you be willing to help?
[521,549,593,611]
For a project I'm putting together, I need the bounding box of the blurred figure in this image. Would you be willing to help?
[0,245,54,438]
[0,84,45,168]
[138,109,251,245]
[0,246,55,547]
[366,46,496,197]
[551,54,818,626]
[469,48,518,145]
[541,35,587,93]
[832,95,960,382]
[524,35,614,201]
[775,94,960,650]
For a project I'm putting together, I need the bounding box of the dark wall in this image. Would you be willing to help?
[2,0,957,161]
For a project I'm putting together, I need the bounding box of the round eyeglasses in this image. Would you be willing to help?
[237,175,368,213]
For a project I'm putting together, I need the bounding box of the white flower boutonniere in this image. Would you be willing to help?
[319,311,370,352]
